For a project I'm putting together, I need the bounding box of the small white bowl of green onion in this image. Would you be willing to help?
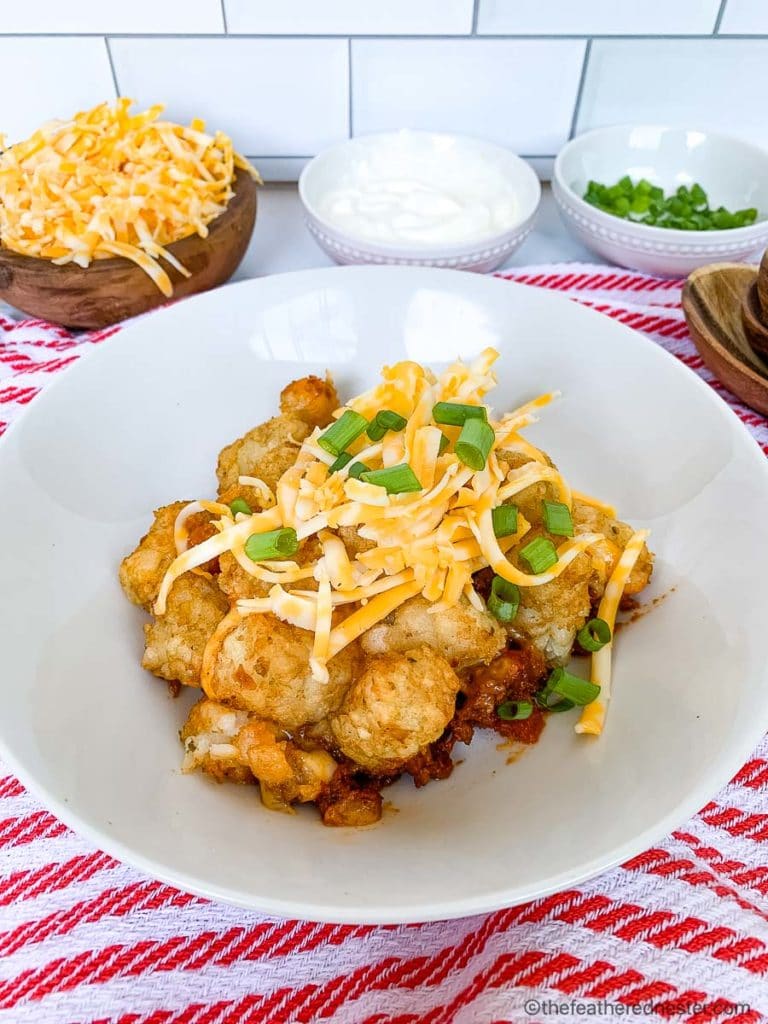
[553,125,768,276]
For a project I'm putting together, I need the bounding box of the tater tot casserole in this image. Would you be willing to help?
[119,351,653,825]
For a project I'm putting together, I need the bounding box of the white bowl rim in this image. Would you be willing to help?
[554,123,768,243]
[3,266,768,924]
[298,129,542,256]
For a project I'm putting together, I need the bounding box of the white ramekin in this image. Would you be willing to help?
[299,131,541,273]
[553,125,768,277]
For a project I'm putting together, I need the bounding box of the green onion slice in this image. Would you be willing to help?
[438,432,450,455]
[492,504,518,538]
[432,402,488,426]
[360,463,422,494]
[577,617,612,653]
[229,498,252,516]
[487,575,520,622]
[317,410,368,456]
[366,409,407,442]
[244,527,299,561]
[542,500,573,537]
[519,536,558,574]
[544,698,578,713]
[348,461,370,480]
[497,700,533,721]
[537,667,601,710]
[455,418,495,472]
[329,451,353,474]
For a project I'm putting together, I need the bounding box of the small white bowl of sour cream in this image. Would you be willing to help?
[299,131,541,272]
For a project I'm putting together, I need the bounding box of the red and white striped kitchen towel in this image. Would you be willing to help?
[1,263,767,1024]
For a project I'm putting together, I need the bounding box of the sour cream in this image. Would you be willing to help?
[314,131,523,248]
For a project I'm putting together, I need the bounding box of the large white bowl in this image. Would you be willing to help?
[554,125,768,276]
[1,266,768,924]
[299,131,541,272]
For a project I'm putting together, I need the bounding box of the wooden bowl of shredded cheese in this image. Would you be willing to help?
[0,99,260,328]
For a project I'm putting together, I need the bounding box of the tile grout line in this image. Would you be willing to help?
[0,31,766,40]
[471,0,480,35]
[713,0,728,34]
[244,154,556,161]
[219,0,228,34]
[347,38,353,138]
[568,38,591,140]
[103,36,120,97]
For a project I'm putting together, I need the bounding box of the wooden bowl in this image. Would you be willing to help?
[0,169,257,329]
[742,281,768,362]
[682,263,768,416]
[758,248,768,320]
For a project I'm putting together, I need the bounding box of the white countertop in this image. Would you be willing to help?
[233,183,594,280]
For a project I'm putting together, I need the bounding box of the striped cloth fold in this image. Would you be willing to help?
[1,263,767,1024]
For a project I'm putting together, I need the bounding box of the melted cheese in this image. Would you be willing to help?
[269,585,318,631]
[498,434,548,465]
[497,463,571,507]
[237,476,276,508]
[173,500,231,554]
[344,478,389,506]
[155,507,282,614]
[410,426,443,491]
[575,529,650,736]
[156,350,649,696]
[318,530,354,591]
[0,99,261,295]
[571,490,617,518]
[327,580,423,657]
[470,509,601,588]
[230,543,316,585]
[310,574,333,683]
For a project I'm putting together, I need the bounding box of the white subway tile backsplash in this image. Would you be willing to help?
[719,0,768,35]
[0,1,224,34]
[224,0,473,35]
[248,157,311,181]
[110,38,349,158]
[0,37,115,144]
[478,0,720,36]
[0,10,760,185]
[352,40,586,155]
[577,40,768,148]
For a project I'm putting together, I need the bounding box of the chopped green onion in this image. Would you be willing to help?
[438,432,450,455]
[583,177,759,232]
[543,698,578,713]
[329,451,353,474]
[492,504,518,538]
[432,402,488,426]
[542,500,573,537]
[537,667,600,710]
[317,410,368,456]
[577,617,612,653]
[366,409,407,442]
[487,575,520,622]
[348,461,370,480]
[455,418,495,471]
[229,498,252,516]
[520,536,558,574]
[497,700,533,721]
[244,527,299,561]
[360,463,422,494]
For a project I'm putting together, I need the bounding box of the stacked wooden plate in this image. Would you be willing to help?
[683,249,768,415]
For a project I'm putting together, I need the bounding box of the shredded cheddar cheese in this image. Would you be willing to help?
[155,349,649,711]
[0,99,261,295]
[575,529,651,736]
